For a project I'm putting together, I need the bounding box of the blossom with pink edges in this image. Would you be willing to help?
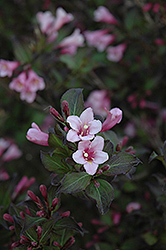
[26,122,49,146]
[53,7,74,31]
[94,6,118,25]
[2,144,22,162]
[9,71,27,92]
[0,138,10,157]
[101,107,122,132]
[66,107,102,143]
[58,29,84,55]
[84,30,115,52]
[27,69,45,92]
[126,202,142,213]
[72,136,109,175]
[36,11,55,34]
[84,90,111,117]
[106,43,127,62]
[0,59,19,77]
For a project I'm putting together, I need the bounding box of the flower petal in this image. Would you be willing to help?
[80,107,94,124]
[72,150,86,164]
[83,162,99,175]
[66,129,80,142]
[93,151,109,164]
[89,120,102,134]
[78,140,91,150]
[90,136,104,151]
[79,134,94,141]
[67,116,81,131]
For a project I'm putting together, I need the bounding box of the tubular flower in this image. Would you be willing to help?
[26,122,49,146]
[66,107,102,142]
[101,107,122,132]
[72,136,108,175]
[0,59,19,77]
[94,6,118,25]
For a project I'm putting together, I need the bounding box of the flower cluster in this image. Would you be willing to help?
[0,59,45,103]
[84,6,126,62]
[36,8,84,55]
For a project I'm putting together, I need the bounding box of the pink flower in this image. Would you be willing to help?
[0,138,10,157]
[84,30,115,52]
[142,3,153,12]
[94,6,118,25]
[26,122,49,146]
[53,7,74,31]
[112,211,121,225]
[20,88,36,103]
[126,202,141,213]
[84,90,111,117]
[107,44,127,62]
[0,169,9,181]
[72,136,109,175]
[58,29,84,55]
[101,107,122,132]
[9,71,27,92]
[0,59,19,77]
[66,107,102,142]
[2,144,22,162]
[152,3,160,13]
[36,11,55,34]
[27,69,45,92]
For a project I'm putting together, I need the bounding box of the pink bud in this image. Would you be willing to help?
[37,226,43,241]
[21,235,31,243]
[152,3,160,13]
[40,185,48,200]
[53,241,62,247]
[91,219,104,225]
[27,190,38,203]
[62,100,70,118]
[3,213,14,223]
[116,141,122,151]
[101,108,122,132]
[50,107,65,122]
[31,241,37,246]
[9,225,15,231]
[93,179,100,188]
[61,211,70,218]
[97,226,109,234]
[11,241,21,249]
[62,236,75,249]
[126,202,141,213]
[100,165,110,172]
[142,3,153,12]
[122,136,129,146]
[20,211,25,219]
[112,211,121,225]
[51,197,59,211]
[36,210,46,217]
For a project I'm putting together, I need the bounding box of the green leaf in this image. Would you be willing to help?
[103,152,141,176]
[13,40,32,64]
[21,214,47,234]
[48,133,68,152]
[103,140,114,157]
[40,217,60,243]
[141,231,158,246]
[102,130,118,149]
[55,217,85,236]
[58,172,91,194]
[60,88,84,117]
[59,54,76,69]
[41,151,70,174]
[85,179,114,214]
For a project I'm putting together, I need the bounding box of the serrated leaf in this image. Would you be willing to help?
[58,172,91,194]
[21,214,47,235]
[60,88,84,117]
[103,140,114,157]
[103,152,141,176]
[55,217,85,236]
[41,151,70,174]
[85,179,114,214]
[40,217,60,243]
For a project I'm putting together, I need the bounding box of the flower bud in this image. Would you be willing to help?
[62,100,70,118]
[62,236,75,249]
[9,225,15,231]
[50,107,65,122]
[40,185,48,200]
[11,241,20,249]
[20,211,25,219]
[61,211,70,218]
[31,241,37,246]
[51,197,59,211]
[100,165,110,172]
[36,210,46,217]
[93,179,100,188]
[3,213,14,223]
[37,226,43,241]
[53,241,62,247]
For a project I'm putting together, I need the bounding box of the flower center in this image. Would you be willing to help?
[83,150,95,163]
[81,123,90,136]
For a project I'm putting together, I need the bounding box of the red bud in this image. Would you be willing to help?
[3,213,14,223]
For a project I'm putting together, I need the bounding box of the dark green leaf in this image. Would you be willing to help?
[13,40,32,64]
[48,133,67,152]
[103,152,141,176]
[40,217,60,243]
[60,88,84,117]
[41,151,70,174]
[103,140,114,157]
[55,217,85,236]
[21,214,47,234]
[141,232,158,246]
[85,179,114,214]
[102,130,118,149]
[58,172,91,194]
